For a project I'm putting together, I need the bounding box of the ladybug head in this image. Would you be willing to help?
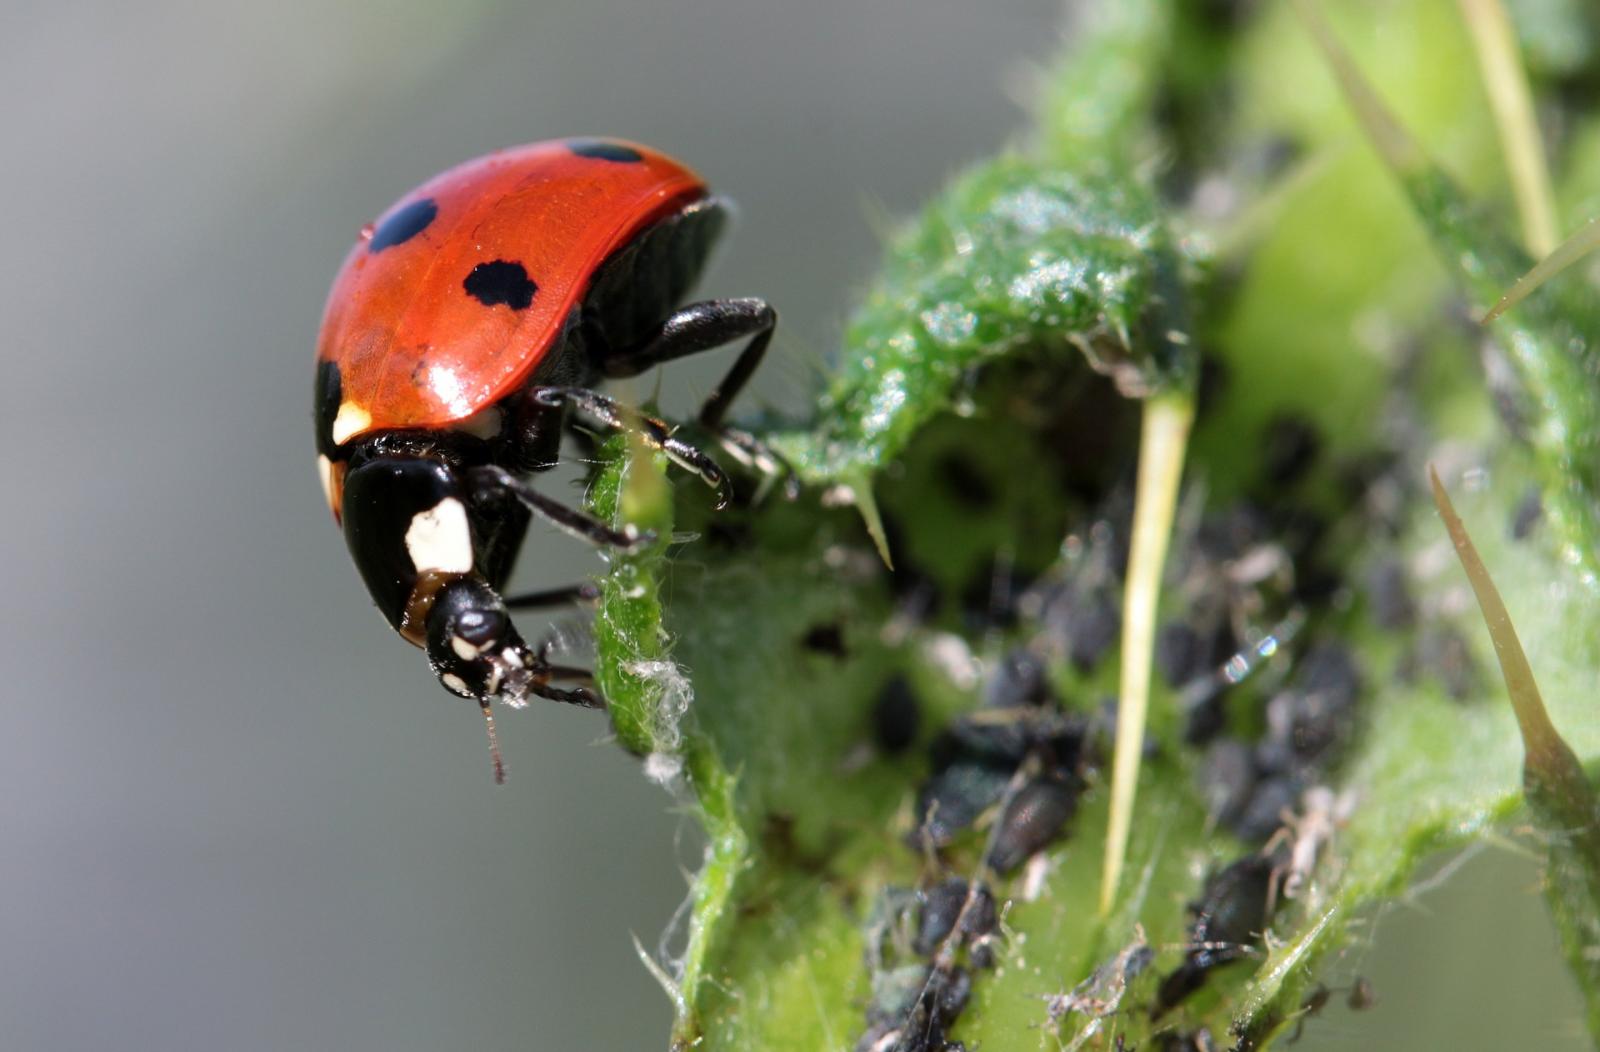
[425,577,537,704]
[424,577,546,784]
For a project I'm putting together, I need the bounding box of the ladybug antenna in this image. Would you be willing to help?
[480,702,507,785]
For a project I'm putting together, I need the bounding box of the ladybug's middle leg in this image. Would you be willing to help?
[529,386,731,507]
[467,464,655,549]
[502,581,600,610]
[600,298,796,498]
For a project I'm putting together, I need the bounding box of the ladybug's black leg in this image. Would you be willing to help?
[531,386,731,508]
[601,298,773,428]
[467,465,653,550]
[524,668,604,709]
[502,581,601,610]
[528,682,603,707]
[524,670,604,709]
[601,299,797,499]
[519,637,605,707]
[512,384,568,474]
[704,423,800,501]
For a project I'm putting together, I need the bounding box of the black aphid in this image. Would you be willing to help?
[1197,738,1257,829]
[984,648,1054,708]
[1364,558,1416,630]
[912,878,998,958]
[1510,487,1542,541]
[909,763,1013,851]
[873,675,922,754]
[1154,851,1281,1016]
[1260,414,1322,487]
[802,621,849,659]
[986,773,1081,873]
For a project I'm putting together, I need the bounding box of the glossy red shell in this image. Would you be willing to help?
[315,140,707,444]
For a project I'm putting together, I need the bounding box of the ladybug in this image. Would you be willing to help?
[314,138,779,780]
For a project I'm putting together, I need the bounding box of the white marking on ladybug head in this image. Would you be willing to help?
[441,672,471,697]
[316,455,337,510]
[331,401,373,445]
[451,634,483,661]
[405,497,474,575]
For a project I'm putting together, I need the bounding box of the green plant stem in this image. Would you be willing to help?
[672,743,749,1050]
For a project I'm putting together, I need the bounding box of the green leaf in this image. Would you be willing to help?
[772,153,1194,487]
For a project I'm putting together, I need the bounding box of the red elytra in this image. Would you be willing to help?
[315,139,706,446]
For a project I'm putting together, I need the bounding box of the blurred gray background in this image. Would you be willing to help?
[0,1,1584,1049]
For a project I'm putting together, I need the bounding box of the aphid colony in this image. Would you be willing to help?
[857,878,1000,1052]
[847,406,1398,1048]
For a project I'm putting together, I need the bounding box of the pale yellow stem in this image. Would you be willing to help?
[1099,393,1193,917]
[1458,0,1559,257]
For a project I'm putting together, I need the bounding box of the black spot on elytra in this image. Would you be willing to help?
[369,198,437,253]
[567,138,644,163]
[314,359,342,455]
[464,260,538,310]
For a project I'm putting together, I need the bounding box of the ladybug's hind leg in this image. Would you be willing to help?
[601,298,774,428]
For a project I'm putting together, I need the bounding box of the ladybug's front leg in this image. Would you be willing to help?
[517,662,604,709]
[518,640,604,708]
